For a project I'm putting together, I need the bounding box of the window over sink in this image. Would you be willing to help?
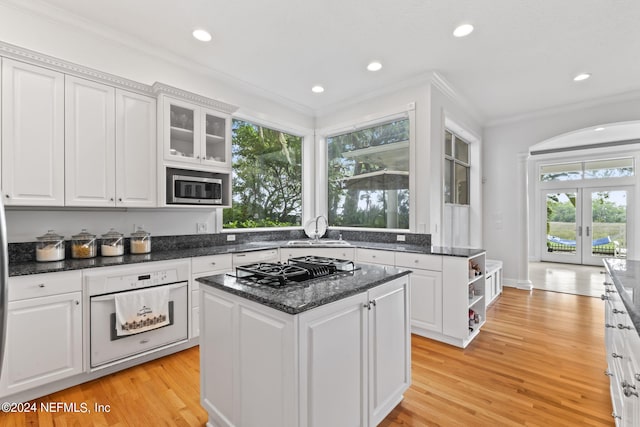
[223,119,303,229]
[326,117,411,229]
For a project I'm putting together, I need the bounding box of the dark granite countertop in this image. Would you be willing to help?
[9,238,484,277]
[603,259,640,337]
[196,264,411,314]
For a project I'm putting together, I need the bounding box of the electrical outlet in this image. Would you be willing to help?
[196,222,207,233]
[226,234,236,241]
[396,234,406,242]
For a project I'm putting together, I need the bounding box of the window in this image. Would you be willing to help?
[223,119,303,228]
[539,158,634,182]
[327,118,410,229]
[444,130,470,205]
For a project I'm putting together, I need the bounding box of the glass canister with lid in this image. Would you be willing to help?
[35,230,65,262]
[101,228,124,256]
[130,227,151,254]
[71,229,97,259]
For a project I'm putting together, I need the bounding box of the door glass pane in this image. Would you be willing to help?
[546,192,577,256]
[204,113,226,162]
[444,159,453,203]
[454,137,469,164]
[454,163,469,205]
[444,131,452,156]
[170,104,195,158]
[590,190,626,258]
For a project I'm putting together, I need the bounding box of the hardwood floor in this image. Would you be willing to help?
[0,287,612,426]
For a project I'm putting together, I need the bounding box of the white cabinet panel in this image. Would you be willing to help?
[1,59,64,206]
[115,89,156,207]
[356,248,395,266]
[368,279,410,426]
[299,293,368,427]
[8,270,82,302]
[0,291,83,396]
[280,247,355,262]
[395,252,442,271]
[410,269,443,334]
[232,249,279,266]
[65,75,116,207]
[192,254,233,275]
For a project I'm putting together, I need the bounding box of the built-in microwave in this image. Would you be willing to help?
[166,167,223,205]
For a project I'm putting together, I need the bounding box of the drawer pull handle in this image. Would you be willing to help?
[600,295,609,300]
[612,412,621,420]
[605,289,617,293]
[140,339,150,344]
[414,259,419,263]
[613,308,626,314]
[211,262,216,266]
[617,324,633,330]
[604,370,613,377]
[605,323,616,328]
[38,284,45,288]
[612,353,623,359]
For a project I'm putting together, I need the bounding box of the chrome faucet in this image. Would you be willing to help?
[314,215,327,241]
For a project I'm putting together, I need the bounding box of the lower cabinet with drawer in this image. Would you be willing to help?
[0,271,83,397]
[396,252,443,335]
[191,253,233,338]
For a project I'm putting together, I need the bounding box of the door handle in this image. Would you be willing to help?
[578,226,582,237]
[586,226,590,237]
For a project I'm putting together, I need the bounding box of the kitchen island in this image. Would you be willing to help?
[196,263,412,427]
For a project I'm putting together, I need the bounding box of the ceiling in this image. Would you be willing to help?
[16,0,640,123]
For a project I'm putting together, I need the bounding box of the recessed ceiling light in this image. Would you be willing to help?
[192,29,212,42]
[453,24,474,37]
[311,85,324,93]
[594,127,605,132]
[367,61,383,72]
[573,73,591,82]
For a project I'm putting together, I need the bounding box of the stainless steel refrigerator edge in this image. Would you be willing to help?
[0,196,7,377]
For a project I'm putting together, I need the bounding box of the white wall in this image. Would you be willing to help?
[483,96,640,286]
[0,3,314,243]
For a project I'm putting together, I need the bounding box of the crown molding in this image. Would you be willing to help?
[0,40,153,95]
[486,89,640,128]
[152,82,238,114]
[430,72,485,126]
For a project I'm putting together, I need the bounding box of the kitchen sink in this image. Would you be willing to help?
[286,239,352,246]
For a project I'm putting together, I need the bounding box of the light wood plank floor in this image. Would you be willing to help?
[0,287,612,426]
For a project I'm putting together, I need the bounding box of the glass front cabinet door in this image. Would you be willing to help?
[163,97,230,168]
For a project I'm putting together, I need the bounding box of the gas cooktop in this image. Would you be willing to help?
[234,256,356,287]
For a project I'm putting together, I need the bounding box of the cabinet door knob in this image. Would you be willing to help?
[617,324,633,330]
[601,295,610,300]
[5,194,9,198]
[75,300,80,305]
[110,198,114,202]
[118,198,122,202]
[211,262,216,266]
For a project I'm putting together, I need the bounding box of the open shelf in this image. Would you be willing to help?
[468,294,484,308]
[468,274,484,286]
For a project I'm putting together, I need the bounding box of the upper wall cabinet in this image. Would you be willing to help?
[65,76,156,208]
[153,83,238,173]
[161,96,231,170]
[1,59,65,206]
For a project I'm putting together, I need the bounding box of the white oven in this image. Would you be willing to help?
[85,260,190,369]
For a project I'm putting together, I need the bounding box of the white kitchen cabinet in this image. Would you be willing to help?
[1,59,65,206]
[65,75,115,207]
[115,89,157,207]
[232,248,279,266]
[0,271,83,397]
[191,253,233,339]
[396,253,443,335]
[367,279,411,426]
[601,273,640,426]
[356,248,395,266]
[200,275,410,427]
[161,96,231,169]
[485,259,503,307]
[65,76,156,207]
[201,289,297,427]
[280,246,355,262]
[442,252,486,348]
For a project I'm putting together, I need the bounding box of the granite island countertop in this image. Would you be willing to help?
[9,238,484,277]
[603,258,640,337]
[196,264,411,314]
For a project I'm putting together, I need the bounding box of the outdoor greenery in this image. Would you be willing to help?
[223,120,302,229]
[327,119,410,229]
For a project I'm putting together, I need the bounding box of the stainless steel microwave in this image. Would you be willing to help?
[166,168,223,205]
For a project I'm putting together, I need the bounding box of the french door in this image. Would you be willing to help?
[542,186,630,265]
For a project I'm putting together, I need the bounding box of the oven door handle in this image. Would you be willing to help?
[90,282,187,301]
